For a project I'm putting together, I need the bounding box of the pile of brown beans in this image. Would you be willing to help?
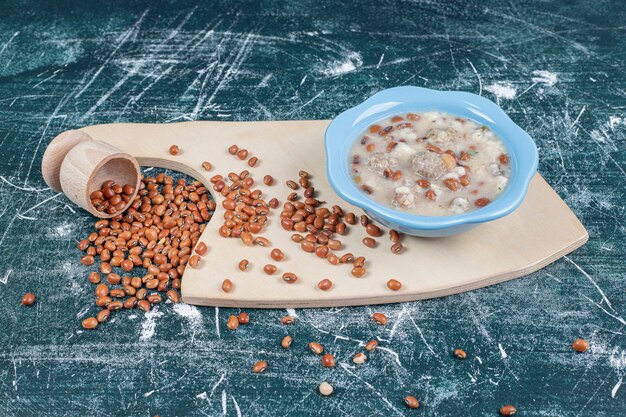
[78,172,213,329]
[211,169,271,246]
[89,180,136,214]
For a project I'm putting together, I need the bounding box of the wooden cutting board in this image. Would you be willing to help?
[79,120,588,308]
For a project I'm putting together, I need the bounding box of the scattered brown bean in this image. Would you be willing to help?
[404,396,419,409]
[282,272,298,283]
[238,312,250,324]
[365,339,378,351]
[21,292,35,306]
[281,335,293,348]
[202,161,212,171]
[270,248,284,261]
[360,214,370,227]
[166,289,181,303]
[237,149,249,160]
[96,309,110,323]
[499,405,517,416]
[308,342,324,355]
[362,237,376,248]
[351,267,366,278]
[387,279,402,291]
[188,255,200,268]
[345,212,356,225]
[88,272,101,284]
[453,348,467,359]
[82,317,98,330]
[340,253,354,263]
[572,338,590,352]
[228,145,238,155]
[222,279,233,293]
[227,315,239,330]
[239,259,250,271]
[365,223,382,237]
[321,353,335,368]
[389,230,400,242]
[195,242,208,256]
[318,278,333,291]
[252,360,268,373]
[475,198,491,207]
[353,352,367,364]
[281,315,295,325]
[263,264,277,275]
[372,312,388,325]
[248,157,259,167]
[263,175,274,186]
[168,145,179,155]
[286,180,299,190]
[138,299,151,312]
[390,242,403,254]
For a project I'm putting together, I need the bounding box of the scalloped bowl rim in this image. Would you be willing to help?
[324,86,538,231]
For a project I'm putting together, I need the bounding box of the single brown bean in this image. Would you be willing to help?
[340,253,354,263]
[389,230,400,242]
[372,312,388,325]
[238,312,250,324]
[281,335,292,348]
[252,360,268,373]
[254,236,270,247]
[453,348,467,359]
[270,248,284,261]
[572,338,590,352]
[308,342,323,355]
[365,223,382,237]
[362,237,376,248]
[107,300,123,311]
[301,241,315,252]
[82,317,98,330]
[404,396,419,409]
[282,272,298,283]
[202,161,212,171]
[365,339,378,351]
[96,309,110,323]
[263,264,277,275]
[166,289,181,303]
[88,272,101,284]
[239,259,249,271]
[345,212,356,225]
[248,157,258,167]
[387,279,402,291]
[222,279,233,293]
[188,254,200,268]
[390,242,403,254]
[321,353,335,368]
[169,145,179,155]
[195,242,208,256]
[318,278,332,291]
[286,180,298,190]
[138,299,151,312]
[237,149,249,160]
[499,405,517,416]
[95,283,109,297]
[263,175,274,186]
[227,315,239,330]
[281,315,295,325]
[360,214,370,226]
[228,144,238,155]
[21,292,36,306]
[351,267,366,277]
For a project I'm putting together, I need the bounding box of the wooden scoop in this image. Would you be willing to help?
[41,130,141,219]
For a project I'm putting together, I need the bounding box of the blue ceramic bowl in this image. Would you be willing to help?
[324,86,538,237]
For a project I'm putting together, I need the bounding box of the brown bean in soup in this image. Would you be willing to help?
[350,112,510,216]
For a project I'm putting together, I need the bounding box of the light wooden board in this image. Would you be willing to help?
[79,120,588,308]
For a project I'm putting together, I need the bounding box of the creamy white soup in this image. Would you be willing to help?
[350,112,511,216]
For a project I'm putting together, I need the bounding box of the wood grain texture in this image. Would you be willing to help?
[0,1,624,416]
[79,121,587,308]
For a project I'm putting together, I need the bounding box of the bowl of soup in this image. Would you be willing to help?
[324,86,538,237]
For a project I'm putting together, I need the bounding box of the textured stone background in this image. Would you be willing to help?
[0,1,625,416]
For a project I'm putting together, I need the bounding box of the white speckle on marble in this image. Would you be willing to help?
[531,70,558,86]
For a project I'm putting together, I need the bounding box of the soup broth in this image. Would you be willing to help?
[350,112,510,216]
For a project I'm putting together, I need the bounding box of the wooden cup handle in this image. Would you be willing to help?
[42,130,141,219]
